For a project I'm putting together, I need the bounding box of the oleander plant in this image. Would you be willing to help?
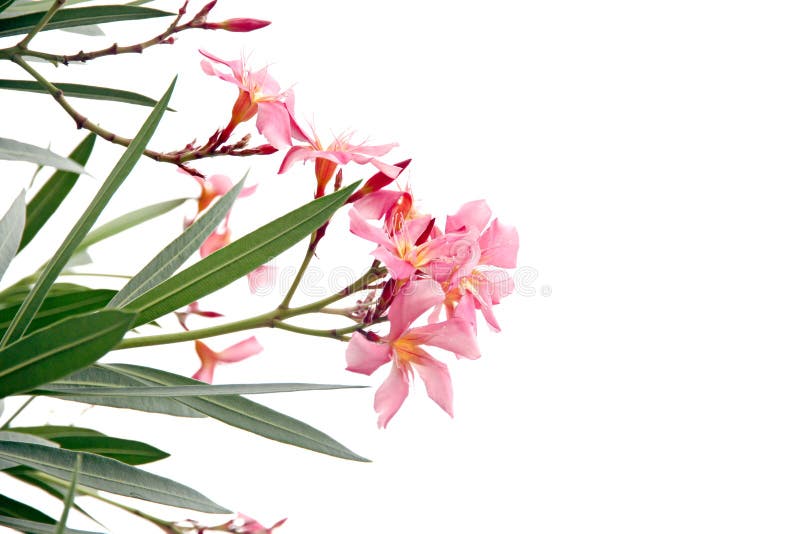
[0,1,519,532]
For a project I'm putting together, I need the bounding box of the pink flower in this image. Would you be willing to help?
[223,514,286,534]
[192,337,263,383]
[247,263,278,295]
[431,200,519,331]
[202,18,271,32]
[200,50,302,148]
[346,279,480,427]
[278,128,401,197]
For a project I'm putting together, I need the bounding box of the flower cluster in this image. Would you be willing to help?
[182,49,518,427]
[346,191,519,426]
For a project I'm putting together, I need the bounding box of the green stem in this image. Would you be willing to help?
[17,0,65,49]
[116,266,386,349]
[271,318,385,341]
[278,239,316,309]
[0,397,34,430]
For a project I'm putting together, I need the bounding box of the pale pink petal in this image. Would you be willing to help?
[239,183,258,198]
[214,336,263,363]
[388,279,445,340]
[198,50,244,87]
[193,340,218,383]
[371,247,417,281]
[375,362,410,428]
[351,142,398,158]
[200,227,230,257]
[453,293,479,333]
[208,174,234,196]
[412,350,454,417]
[248,264,278,294]
[478,219,519,268]
[348,208,395,250]
[192,363,215,383]
[446,199,492,234]
[481,268,515,303]
[366,158,403,179]
[404,317,481,360]
[353,189,404,219]
[278,145,315,174]
[346,332,392,375]
[477,295,501,332]
[249,66,280,95]
[256,101,292,148]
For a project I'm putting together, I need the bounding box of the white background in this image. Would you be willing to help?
[2,0,800,532]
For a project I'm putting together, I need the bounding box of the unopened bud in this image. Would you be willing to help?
[203,18,271,32]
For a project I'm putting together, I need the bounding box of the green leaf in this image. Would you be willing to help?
[0,310,137,399]
[0,494,54,525]
[0,190,25,284]
[0,289,115,340]
[61,23,103,35]
[108,180,245,308]
[0,0,92,19]
[0,78,175,347]
[0,80,171,109]
[0,283,93,311]
[0,441,231,513]
[0,5,173,38]
[110,364,368,462]
[42,365,204,418]
[126,181,359,325]
[39,381,365,397]
[5,466,101,525]
[48,436,168,466]
[0,138,86,175]
[0,0,15,16]
[0,430,57,469]
[8,426,105,439]
[55,453,81,534]
[20,134,96,253]
[0,515,101,534]
[76,197,189,254]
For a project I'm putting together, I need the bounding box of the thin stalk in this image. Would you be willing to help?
[278,240,316,309]
[0,397,34,430]
[17,0,65,49]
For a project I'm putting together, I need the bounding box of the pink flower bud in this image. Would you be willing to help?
[204,18,271,32]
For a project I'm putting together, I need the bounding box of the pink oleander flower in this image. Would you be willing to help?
[193,337,263,383]
[346,279,480,427]
[200,50,302,148]
[278,128,401,197]
[431,200,519,331]
[222,514,286,534]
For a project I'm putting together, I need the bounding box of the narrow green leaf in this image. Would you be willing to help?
[5,466,102,525]
[0,138,86,175]
[8,426,104,439]
[55,453,81,534]
[0,5,173,38]
[0,515,101,534]
[0,191,25,284]
[43,365,204,418]
[77,197,189,253]
[126,181,359,325]
[0,0,16,16]
[0,282,93,310]
[0,80,171,109]
[0,310,137,399]
[39,382,365,397]
[0,430,57,469]
[49,436,168,466]
[20,134,96,252]
[0,289,115,340]
[61,23,103,35]
[0,494,55,525]
[0,0,91,19]
[111,364,369,462]
[108,180,244,308]
[0,77,175,347]
[0,441,231,513]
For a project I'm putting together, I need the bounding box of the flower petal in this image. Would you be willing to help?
[446,199,492,233]
[348,208,395,249]
[346,332,392,375]
[199,226,230,257]
[479,218,519,268]
[215,336,263,363]
[278,145,314,174]
[388,279,445,340]
[353,189,404,219]
[375,362,410,428]
[256,101,292,149]
[412,350,454,417]
[248,264,278,295]
[404,316,481,360]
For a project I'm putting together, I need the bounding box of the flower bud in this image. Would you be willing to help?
[204,18,271,32]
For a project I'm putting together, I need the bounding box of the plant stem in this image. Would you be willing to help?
[17,0,65,49]
[116,266,386,349]
[278,239,316,309]
[0,397,34,430]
